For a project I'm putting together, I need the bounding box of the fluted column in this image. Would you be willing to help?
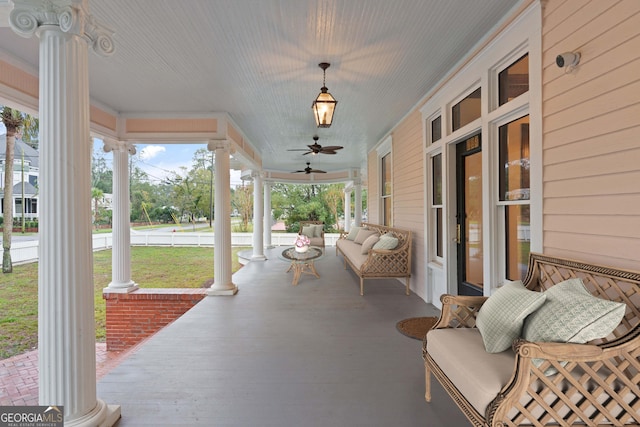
[103,139,137,293]
[251,172,266,260]
[9,1,119,425]
[354,181,363,227]
[264,181,273,248]
[344,188,352,232]
[207,140,238,295]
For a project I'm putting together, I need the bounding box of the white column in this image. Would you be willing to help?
[344,188,352,232]
[10,1,120,425]
[207,140,238,295]
[251,171,266,261]
[354,181,363,227]
[103,139,137,293]
[263,181,273,248]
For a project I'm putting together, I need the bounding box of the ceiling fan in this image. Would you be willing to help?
[288,136,343,155]
[292,162,326,174]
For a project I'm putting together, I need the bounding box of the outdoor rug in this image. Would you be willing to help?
[395,316,438,340]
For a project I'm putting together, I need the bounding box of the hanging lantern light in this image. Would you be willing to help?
[311,62,337,128]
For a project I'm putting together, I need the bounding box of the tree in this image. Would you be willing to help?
[323,184,344,231]
[1,107,24,273]
[91,187,104,229]
[232,183,253,231]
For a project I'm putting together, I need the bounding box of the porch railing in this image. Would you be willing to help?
[8,232,341,265]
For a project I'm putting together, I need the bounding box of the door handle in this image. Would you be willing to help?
[456,224,461,244]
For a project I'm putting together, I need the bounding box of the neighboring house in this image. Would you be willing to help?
[0,135,39,221]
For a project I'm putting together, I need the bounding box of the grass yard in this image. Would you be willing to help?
[0,246,248,360]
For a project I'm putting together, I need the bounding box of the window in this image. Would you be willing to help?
[381,153,392,226]
[452,87,481,131]
[432,154,443,258]
[431,115,442,143]
[499,115,530,280]
[499,54,529,106]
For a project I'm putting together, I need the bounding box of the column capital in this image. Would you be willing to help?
[103,139,136,155]
[207,139,234,153]
[10,0,115,56]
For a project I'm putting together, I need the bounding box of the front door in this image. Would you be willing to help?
[456,134,483,296]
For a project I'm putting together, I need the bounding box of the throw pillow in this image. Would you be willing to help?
[301,225,315,239]
[373,233,399,250]
[361,234,380,254]
[346,226,361,241]
[523,278,626,344]
[313,224,323,238]
[475,280,546,353]
[354,229,379,245]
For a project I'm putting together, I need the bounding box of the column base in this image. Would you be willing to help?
[265,244,275,249]
[251,254,267,261]
[66,400,120,427]
[206,284,239,296]
[103,281,139,294]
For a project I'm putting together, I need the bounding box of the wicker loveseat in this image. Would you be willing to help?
[336,222,412,296]
[423,252,640,426]
[299,221,325,248]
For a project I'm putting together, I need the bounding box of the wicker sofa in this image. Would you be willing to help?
[336,222,412,296]
[423,252,640,426]
[299,221,325,248]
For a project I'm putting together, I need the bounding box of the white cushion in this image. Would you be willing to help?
[523,278,626,344]
[360,234,380,254]
[346,226,361,241]
[476,280,546,353]
[372,233,398,250]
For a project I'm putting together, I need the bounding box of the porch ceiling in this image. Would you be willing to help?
[0,0,521,175]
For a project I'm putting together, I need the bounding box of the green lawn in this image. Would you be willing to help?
[0,246,248,360]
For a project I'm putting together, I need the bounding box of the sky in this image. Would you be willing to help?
[94,140,243,187]
[3,124,243,188]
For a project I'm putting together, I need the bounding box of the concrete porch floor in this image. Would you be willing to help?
[93,246,468,426]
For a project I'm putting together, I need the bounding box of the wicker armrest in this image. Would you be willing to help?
[435,294,488,329]
[513,339,603,361]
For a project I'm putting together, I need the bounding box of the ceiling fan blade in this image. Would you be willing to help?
[301,151,314,155]
[310,169,327,173]
[321,150,337,155]
[320,145,343,151]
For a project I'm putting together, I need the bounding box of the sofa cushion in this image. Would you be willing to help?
[301,225,315,239]
[336,240,368,270]
[360,234,379,254]
[346,226,361,241]
[354,229,378,244]
[476,280,546,353]
[427,328,515,415]
[311,224,323,238]
[373,233,399,250]
[523,278,626,344]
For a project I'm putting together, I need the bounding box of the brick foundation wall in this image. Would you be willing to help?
[103,289,207,351]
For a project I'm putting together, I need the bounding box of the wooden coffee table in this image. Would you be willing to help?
[281,246,323,285]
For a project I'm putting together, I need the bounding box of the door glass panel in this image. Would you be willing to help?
[464,150,483,287]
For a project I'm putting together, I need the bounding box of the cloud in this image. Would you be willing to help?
[139,145,166,160]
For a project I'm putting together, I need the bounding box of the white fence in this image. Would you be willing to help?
[9,232,342,265]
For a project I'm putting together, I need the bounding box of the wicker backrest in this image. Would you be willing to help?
[523,252,640,346]
[360,222,411,250]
